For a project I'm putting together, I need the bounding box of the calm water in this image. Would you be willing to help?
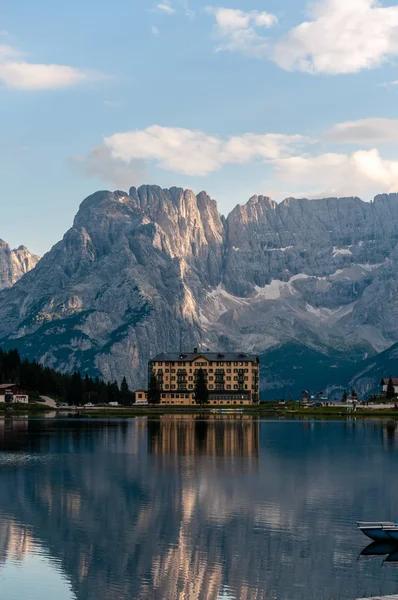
[1,417,398,600]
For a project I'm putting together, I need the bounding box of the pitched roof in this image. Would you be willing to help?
[151,351,259,363]
[0,383,17,390]
[381,378,398,385]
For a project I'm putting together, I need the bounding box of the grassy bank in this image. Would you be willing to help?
[0,402,51,415]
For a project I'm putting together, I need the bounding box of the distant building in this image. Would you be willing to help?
[380,378,398,395]
[0,384,29,404]
[148,348,260,406]
[134,390,148,405]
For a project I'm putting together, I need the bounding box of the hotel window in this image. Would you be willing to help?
[171,393,175,398]
[227,377,231,381]
[245,362,248,366]
[188,385,193,389]
[165,385,169,389]
[227,362,231,366]
[185,394,189,398]
[171,376,176,380]
[158,362,163,366]
[171,369,176,373]
[245,385,248,389]
[234,376,238,381]
[165,362,169,366]
[234,362,238,366]
[227,385,231,389]
[189,376,193,381]
[234,385,238,389]
[209,385,214,389]
[162,393,166,398]
[165,369,169,373]
[226,369,231,373]
[209,376,213,381]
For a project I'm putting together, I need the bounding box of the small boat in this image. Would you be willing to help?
[357,521,396,541]
[382,526,398,542]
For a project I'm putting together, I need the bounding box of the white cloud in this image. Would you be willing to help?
[326,118,398,143]
[156,2,176,14]
[274,0,398,74]
[0,44,20,61]
[102,125,305,176]
[0,62,89,90]
[206,1,398,75]
[0,43,101,90]
[205,7,278,58]
[152,25,160,36]
[273,149,398,198]
[73,146,148,189]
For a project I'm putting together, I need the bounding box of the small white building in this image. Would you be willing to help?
[135,390,148,405]
[0,384,29,404]
[380,378,398,395]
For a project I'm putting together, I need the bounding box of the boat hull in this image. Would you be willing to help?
[359,527,392,541]
[384,528,398,542]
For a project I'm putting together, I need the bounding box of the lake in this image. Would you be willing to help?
[1,416,398,600]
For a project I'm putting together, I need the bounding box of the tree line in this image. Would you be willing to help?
[0,348,135,405]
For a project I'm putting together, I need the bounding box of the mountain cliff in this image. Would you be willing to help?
[0,240,40,290]
[0,185,397,395]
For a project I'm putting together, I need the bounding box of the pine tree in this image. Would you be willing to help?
[342,391,348,403]
[121,376,129,395]
[195,369,209,407]
[387,377,395,399]
[120,376,133,406]
[147,373,161,405]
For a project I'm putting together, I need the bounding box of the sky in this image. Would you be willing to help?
[2,0,398,255]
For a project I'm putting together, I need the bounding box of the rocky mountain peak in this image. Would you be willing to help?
[0,240,40,291]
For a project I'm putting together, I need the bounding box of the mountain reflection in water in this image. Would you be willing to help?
[1,417,398,600]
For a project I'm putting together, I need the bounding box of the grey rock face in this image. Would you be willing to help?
[0,186,398,392]
[0,240,40,290]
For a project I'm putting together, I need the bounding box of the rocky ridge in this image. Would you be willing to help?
[0,240,40,290]
[0,185,398,396]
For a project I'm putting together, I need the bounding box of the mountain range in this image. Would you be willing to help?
[1,185,398,398]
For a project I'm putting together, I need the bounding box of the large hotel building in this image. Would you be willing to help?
[148,348,260,405]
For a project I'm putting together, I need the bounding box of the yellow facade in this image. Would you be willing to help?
[149,350,260,405]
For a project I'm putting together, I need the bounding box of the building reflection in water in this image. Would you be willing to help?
[1,418,398,599]
[148,415,259,460]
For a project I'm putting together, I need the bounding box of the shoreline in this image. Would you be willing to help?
[2,404,398,420]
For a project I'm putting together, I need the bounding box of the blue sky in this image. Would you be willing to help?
[2,0,398,254]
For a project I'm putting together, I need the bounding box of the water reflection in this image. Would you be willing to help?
[1,417,398,599]
[148,415,259,459]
